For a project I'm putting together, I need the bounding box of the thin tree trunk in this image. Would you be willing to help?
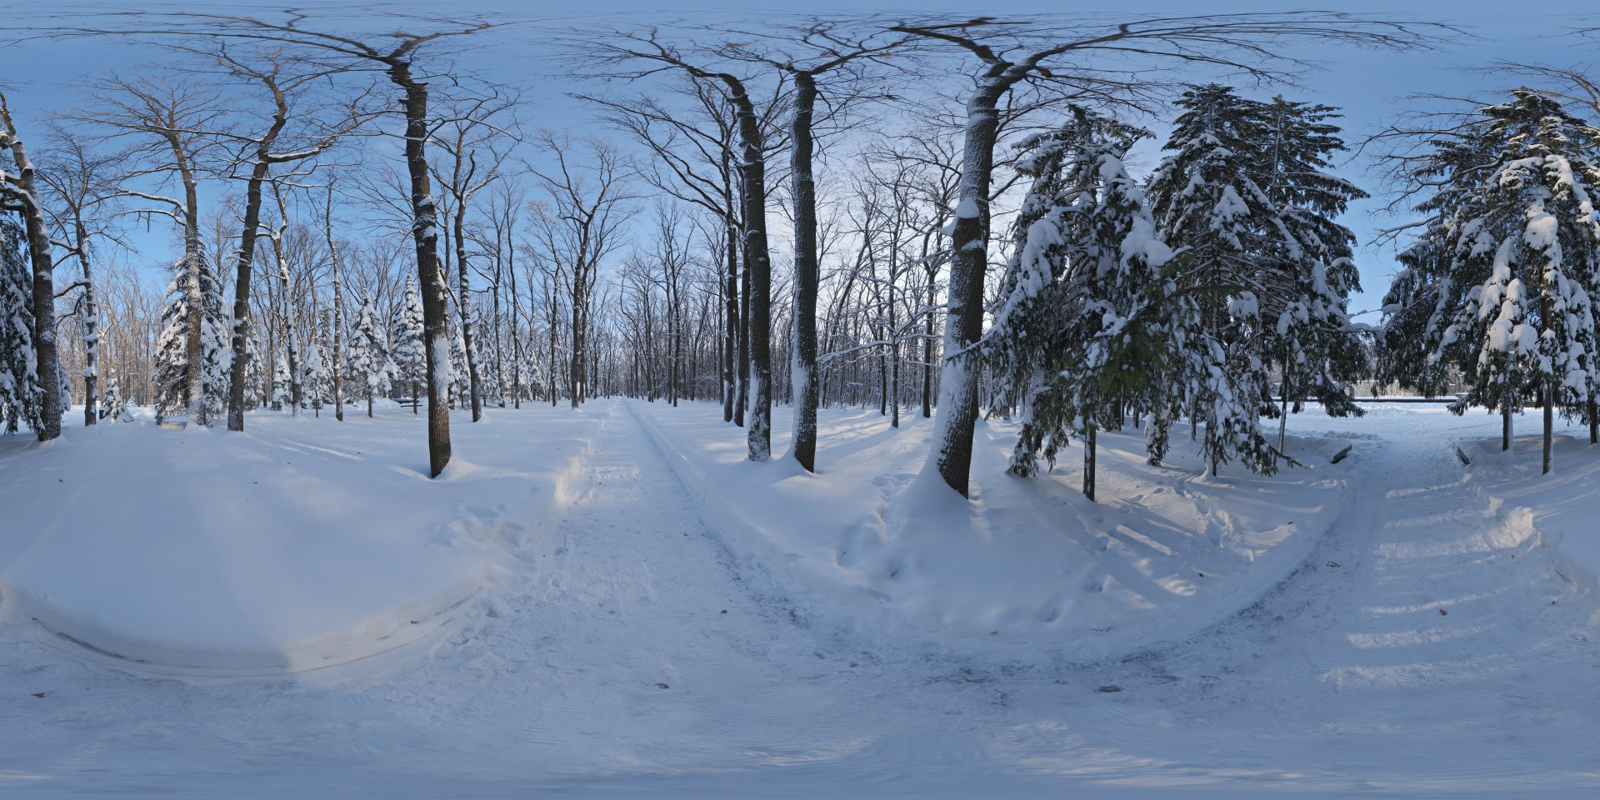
[1544,385,1554,475]
[1503,399,1513,452]
[330,242,345,421]
[455,202,482,421]
[270,230,301,418]
[1084,423,1097,502]
[74,216,99,427]
[736,210,750,428]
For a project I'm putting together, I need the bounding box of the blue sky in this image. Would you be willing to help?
[3,1,1599,313]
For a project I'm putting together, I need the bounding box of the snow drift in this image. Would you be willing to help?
[0,404,605,676]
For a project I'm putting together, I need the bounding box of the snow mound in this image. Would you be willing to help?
[633,401,1355,657]
[0,404,606,677]
[1459,433,1600,610]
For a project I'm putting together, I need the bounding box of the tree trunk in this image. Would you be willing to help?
[271,235,302,418]
[74,216,98,427]
[790,72,821,472]
[182,173,203,418]
[389,63,451,477]
[1543,384,1553,475]
[0,101,63,441]
[455,202,483,421]
[925,82,1006,496]
[570,266,586,409]
[923,259,935,419]
[325,191,346,423]
[736,208,750,428]
[723,214,738,422]
[227,167,273,432]
[1084,422,1097,502]
[727,81,773,461]
[1503,400,1513,452]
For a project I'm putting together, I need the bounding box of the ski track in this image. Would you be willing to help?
[2,400,1599,797]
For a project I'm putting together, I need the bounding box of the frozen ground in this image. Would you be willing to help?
[1,400,1598,797]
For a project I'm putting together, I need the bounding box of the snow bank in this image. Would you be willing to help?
[632,401,1354,657]
[1458,433,1600,609]
[0,403,606,677]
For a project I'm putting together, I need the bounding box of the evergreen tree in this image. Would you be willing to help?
[303,339,327,416]
[244,327,265,410]
[152,251,227,425]
[987,107,1184,501]
[1387,90,1600,473]
[1257,96,1369,450]
[390,277,426,414]
[1147,84,1283,476]
[448,323,469,409]
[270,347,292,411]
[99,377,133,423]
[0,216,41,435]
[346,295,393,417]
[1376,129,1494,404]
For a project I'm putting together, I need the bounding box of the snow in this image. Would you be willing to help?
[1458,431,1600,596]
[1,401,1599,797]
[0,403,604,675]
[634,402,1351,657]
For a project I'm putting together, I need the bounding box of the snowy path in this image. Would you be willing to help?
[1,401,1598,797]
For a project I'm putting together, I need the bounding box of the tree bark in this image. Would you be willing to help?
[1503,399,1513,452]
[389,62,452,477]
[73,215,99,427]
[925,80,1006,496]
[327,224,346,422]
[0,98,63,441]
[226,158,272,431]
[790,72,820,472]
[1084,423,1097,502]
[1544,385,1554,475]
[727,80,773,461]
[454,200,483,421]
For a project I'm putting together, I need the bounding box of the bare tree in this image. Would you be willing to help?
[717,20,909,469]
[580,75,752,424]
[529,133,632,410]
[37,128,127,427]
[594,29,786,460]
[431,90,518,422]
[91,11,510,475]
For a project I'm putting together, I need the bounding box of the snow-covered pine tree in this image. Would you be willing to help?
[1257,97,1369,451]
[270,347,292,411]
[1403,91,1600,473]
[0,215,41,435]
[987,106,1183,501]
[303,338,327,416]
[99,376,133,422]
[390,277,426,414]
[244,327,265,410]
[473,308,502,409]
[1147,84,1282,476]
[1375,127,1494,408]
[347,295,393,418]
[448,323,470,409]
[152,251,227,425]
